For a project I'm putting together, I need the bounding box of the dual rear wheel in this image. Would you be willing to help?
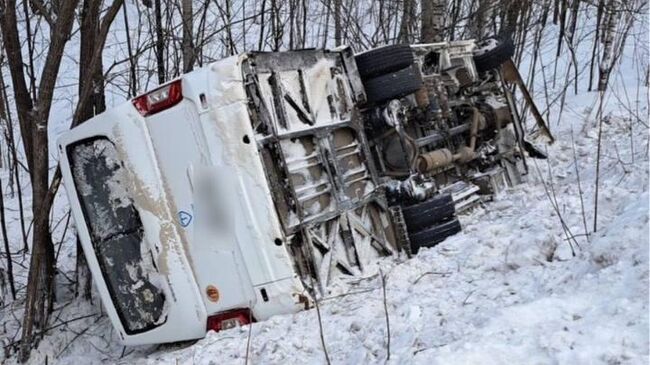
[401,194,461,254]
[355,44,422,104]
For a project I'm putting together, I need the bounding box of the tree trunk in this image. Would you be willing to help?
[181,0,193,73]
[598,0,618,91]
[398,0,415,43]
[18,0,79,359]
[154,0,166,84]
[1,0,108,360]
[421,0,445,42]
[258,0,267,50]
[473,0,491,39]
[76,0,104,301]
[271,0,282,51]
[80,0,102,118]
[0,58,28,252]
[121,3,137,97]
[0,158,15,301]
[503,0,522,36]
[0,0,35,174]
[334,0,342,46]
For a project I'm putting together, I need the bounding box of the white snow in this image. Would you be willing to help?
[132,109,646,365]
[0,4,647,363]
[4,91,645,364]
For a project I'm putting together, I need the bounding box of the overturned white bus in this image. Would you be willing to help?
[57,38,549,345]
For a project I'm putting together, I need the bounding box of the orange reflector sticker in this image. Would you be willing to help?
[206,285,220,302]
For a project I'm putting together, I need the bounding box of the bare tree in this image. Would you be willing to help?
[75,0,107,301]
[334,0,342,46]
[154,0,166,83]
[398,0,416,43]
[421,0,445,42]
[0,48,27,252]
[0,171,14,301]
[122,2,138,97]
[182,0,194,72]
[0,0,644,360]
[0,1,80,360]
[1,0,123,360]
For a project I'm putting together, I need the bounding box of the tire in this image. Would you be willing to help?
[355,45,414,79]
[409,219,462,253]
[401,194,455,232]
[404,202,455,232]
[362,64,423,104]
[472,37,515,73]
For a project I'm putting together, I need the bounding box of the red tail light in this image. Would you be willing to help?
[132,80,183,116]
[206,308,253,332]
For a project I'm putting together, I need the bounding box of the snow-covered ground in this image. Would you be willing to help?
[2,84,645,364]
[0,7,647,362]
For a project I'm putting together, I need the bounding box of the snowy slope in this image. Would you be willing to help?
[0,6,647,362]
[128,113,648,365]
[11,90,645,364]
